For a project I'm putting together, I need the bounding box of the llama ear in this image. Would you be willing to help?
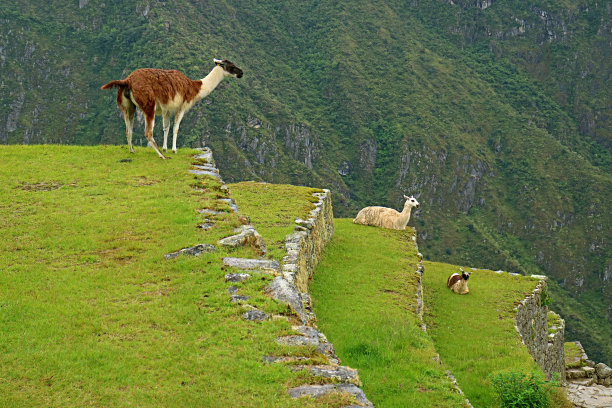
[403,194,409,199]
[214,58,223,66]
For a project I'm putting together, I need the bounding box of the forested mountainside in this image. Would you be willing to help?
[1,1,610,364]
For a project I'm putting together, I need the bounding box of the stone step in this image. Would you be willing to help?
[567,368,588,379]
[262,355,311,365]
[242,309,269,321]
[218,226,267,254]
[290,365,361,386]
[218,198,239,213]
[188,168,223,181]
[224,273,251,283]
[223,257,279,271]
[288,384,373,407]
[164,243,216,260]
[276,334,339,365]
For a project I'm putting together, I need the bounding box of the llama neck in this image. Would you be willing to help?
[196,66,226,101]
[398,206,413,226]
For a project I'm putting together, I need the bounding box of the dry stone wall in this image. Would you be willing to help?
[514,276,566,381]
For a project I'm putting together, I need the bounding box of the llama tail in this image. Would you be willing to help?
[101,79,129,90]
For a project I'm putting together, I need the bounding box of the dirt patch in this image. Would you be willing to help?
[16,180,74,191]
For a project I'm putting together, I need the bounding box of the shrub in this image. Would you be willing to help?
[490,371,555,408]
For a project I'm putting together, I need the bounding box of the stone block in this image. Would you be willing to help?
[223,257,279,271]
[243,309,269,321]
[595,363,612,379]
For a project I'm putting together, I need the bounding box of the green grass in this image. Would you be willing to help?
[422,262,570,407]
[227,181,322,261]
[0,145,341,407]
[309,219,466,407]
[564,342,584,369]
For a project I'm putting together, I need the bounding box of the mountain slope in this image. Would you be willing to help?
[1,1,610,363]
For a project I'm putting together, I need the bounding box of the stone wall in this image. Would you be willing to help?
[282,190,334,294]
[514,277,566,381]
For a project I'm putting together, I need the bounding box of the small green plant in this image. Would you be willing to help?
[490,371,555,408]
[540,286,553,307]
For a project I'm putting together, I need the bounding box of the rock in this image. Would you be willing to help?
[230,295,249,303]
[288,384,372,406]
[164,243,216,259]
[242,309,269,321]
[224,273,250,283]
[199,222,214,230]
[583,366,596,377]
[218,198,239,213]
[565,382,612,408]
[291,365,360,385]
[218,225,267,254]
[223,257,279,271]
[276,335,319,347]
[567,369,587,380]
[266,277,303,317]
[262,355,310,364]
[595,363,612,379]
[198,208,224,216]
[227,285,238,294]
[193,149,214,164]
[188,168,223,181]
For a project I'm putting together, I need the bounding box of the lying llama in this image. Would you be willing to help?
[353,195,419,230]
[447,268,470,294]
[101,59,243,159]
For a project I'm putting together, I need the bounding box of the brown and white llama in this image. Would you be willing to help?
[447,268,470,294]
[353,195,420,230]
[101,59,243,159]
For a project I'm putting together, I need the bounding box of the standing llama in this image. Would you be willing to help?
[353,195,420,230]
[101,59,243,159]
[447,268,470,294]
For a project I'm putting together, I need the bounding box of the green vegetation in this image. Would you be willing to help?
[564,342,585,369]
[227,181,321,261]
[421,262,570,407]
[1,0,611,364]
[309,220,466,407]
[0,145,337,407]
[490,371,556,408]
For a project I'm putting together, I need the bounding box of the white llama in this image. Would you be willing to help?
[353,195,420,230]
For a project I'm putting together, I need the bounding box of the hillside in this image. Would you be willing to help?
[1,1,611,364]
[0,145,333,407]
[1,145,574,407]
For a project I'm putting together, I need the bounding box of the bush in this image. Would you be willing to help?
[490,371,555,408]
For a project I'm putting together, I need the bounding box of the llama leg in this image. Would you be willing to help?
[144,113,166,159]
[171,110,186,154]
[161,111,171,152]
[119,90,137,153]
[125,104,136,153]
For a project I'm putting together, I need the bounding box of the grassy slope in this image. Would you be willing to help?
[422,262,571,407]
[0,145,336,408]
[309,219,466,408]
[310,221,571,407]
[2,0,611,364]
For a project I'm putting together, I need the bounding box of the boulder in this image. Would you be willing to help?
[595,363,612,379]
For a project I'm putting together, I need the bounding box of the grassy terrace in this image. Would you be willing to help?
[0,145,330,407]
[309,220,466,408]
[1,145,573,407]
[422,262,571,407]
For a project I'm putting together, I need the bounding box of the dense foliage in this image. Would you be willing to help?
[490,371,556,408]
[1,1,610,363]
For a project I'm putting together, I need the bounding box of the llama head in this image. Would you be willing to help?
[214,59,243,78]
[459,268,470,280]
[402,195,420,210]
